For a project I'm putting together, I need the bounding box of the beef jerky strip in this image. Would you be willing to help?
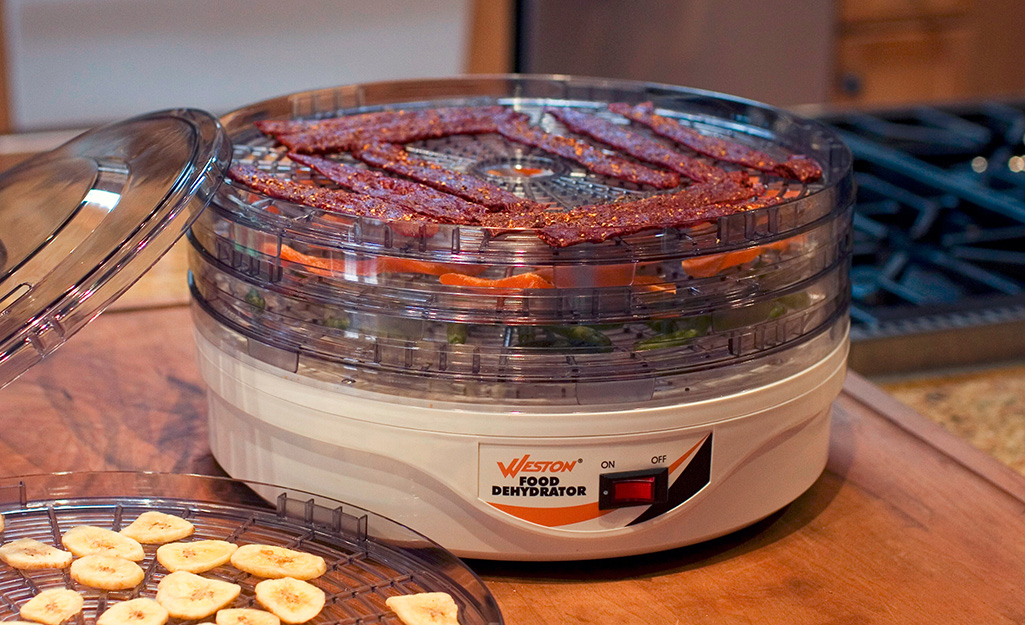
[289,153,488,225]
[227,164,420,222]
[256,109,410,136]
[495,115,680,190]
[774,155,823,182]
[609,102,823,183]
[255,106,510,137]
[256,110,397,136]
[350,141,544,214]
[278,107,526,154]
[535,172,763,247]
[547,107,727,184]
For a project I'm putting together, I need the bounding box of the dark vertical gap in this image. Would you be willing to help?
[513,0,533,73]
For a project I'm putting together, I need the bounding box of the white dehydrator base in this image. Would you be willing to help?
[196,328,848,560]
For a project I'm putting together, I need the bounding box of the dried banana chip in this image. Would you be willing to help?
[62,526,145,561]
[121,512,195,544]
[230,544,326,580]
[70,554,145,590]
[96,598,169,625]
[0,512,5,532]
[216,608,281,625]
[0,538,73,570]
[385,592,459,625]
[19,588,84,625]
[156,571,241,620]
[157,540,238,573]
[254,577,325,624]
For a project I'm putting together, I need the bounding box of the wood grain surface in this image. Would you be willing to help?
[4,306,1025,624]
[1,307,217,476]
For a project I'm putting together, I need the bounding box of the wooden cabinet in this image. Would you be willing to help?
[833,0,1025,105]
[832,0,976,104]
[839,0,969,23]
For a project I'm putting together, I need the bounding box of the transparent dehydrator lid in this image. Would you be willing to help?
[190,75,854,406]
[0,472,502,625]
[0,109,230,389]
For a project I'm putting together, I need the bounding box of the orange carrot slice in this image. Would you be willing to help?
[277,244,334,277]
[376,257,485,276]
[680,236,799,278]
[680,247,764,278]
[630,274,676,293]
[271,243,486,278]
[438,272,555,289]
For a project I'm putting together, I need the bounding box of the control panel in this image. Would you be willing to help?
[477,432,712,531]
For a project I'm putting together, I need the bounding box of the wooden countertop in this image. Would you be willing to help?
[5,300,1025,624]
[2,130,1024,622]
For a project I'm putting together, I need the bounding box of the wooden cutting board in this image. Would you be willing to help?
[3,305,1025,624]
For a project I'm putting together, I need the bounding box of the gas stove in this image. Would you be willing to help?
[817,102,1025,374]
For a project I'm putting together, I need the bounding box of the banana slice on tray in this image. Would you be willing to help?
[0,538,73,570]
[385,592,459,625]
[156,571,241,620]
[96,598,169,625]
[216,608,281,625]
[19,588,84,625]
[121,512,195,544]
[157,540,238,573]
[70,554,146,590]
[254,577,326,624]
[62,526,145,561]
[230,544,326,580]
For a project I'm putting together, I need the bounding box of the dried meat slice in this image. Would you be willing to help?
[227,164,420,222]
[535,172,766,246]
[609,102,823,183]
[495,115,680,189]
[275,107,523,154]
[288,153,487,225]
[775,155,823,182]
[547,107,727,183]
[350,142,543,213]
[255,106,508,138]
[256,109,408,136]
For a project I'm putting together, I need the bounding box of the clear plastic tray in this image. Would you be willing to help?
[214,76,853,261]
[187,199,852,325]
[0,472,501,625]
[189,294,849,407]
[187,75,853,406]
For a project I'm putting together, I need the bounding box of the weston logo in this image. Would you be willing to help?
[497,454,578,478]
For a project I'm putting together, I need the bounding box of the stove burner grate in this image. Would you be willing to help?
[820,102,1025,369]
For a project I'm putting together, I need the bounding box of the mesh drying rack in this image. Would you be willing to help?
[0,472,502,625]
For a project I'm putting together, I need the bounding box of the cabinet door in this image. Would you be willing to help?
[833,27,974,104]
[839,0,968,23]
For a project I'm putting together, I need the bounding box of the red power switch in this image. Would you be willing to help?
[614,478,655,502]
[599,468,668,509]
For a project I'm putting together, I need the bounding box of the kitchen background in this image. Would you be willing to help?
[4,0,1025,131]
[1,0,1022,469]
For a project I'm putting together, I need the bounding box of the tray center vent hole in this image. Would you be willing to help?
[473,155,564,182]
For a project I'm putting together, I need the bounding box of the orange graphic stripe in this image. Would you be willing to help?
[487,501,614,527]
[668,434,710,474]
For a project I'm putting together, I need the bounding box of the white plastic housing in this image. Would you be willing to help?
[197,313,847,560]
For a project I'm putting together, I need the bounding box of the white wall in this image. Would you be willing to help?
[3,0,472,131]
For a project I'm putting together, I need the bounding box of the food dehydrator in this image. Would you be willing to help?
[186,75,854,560]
